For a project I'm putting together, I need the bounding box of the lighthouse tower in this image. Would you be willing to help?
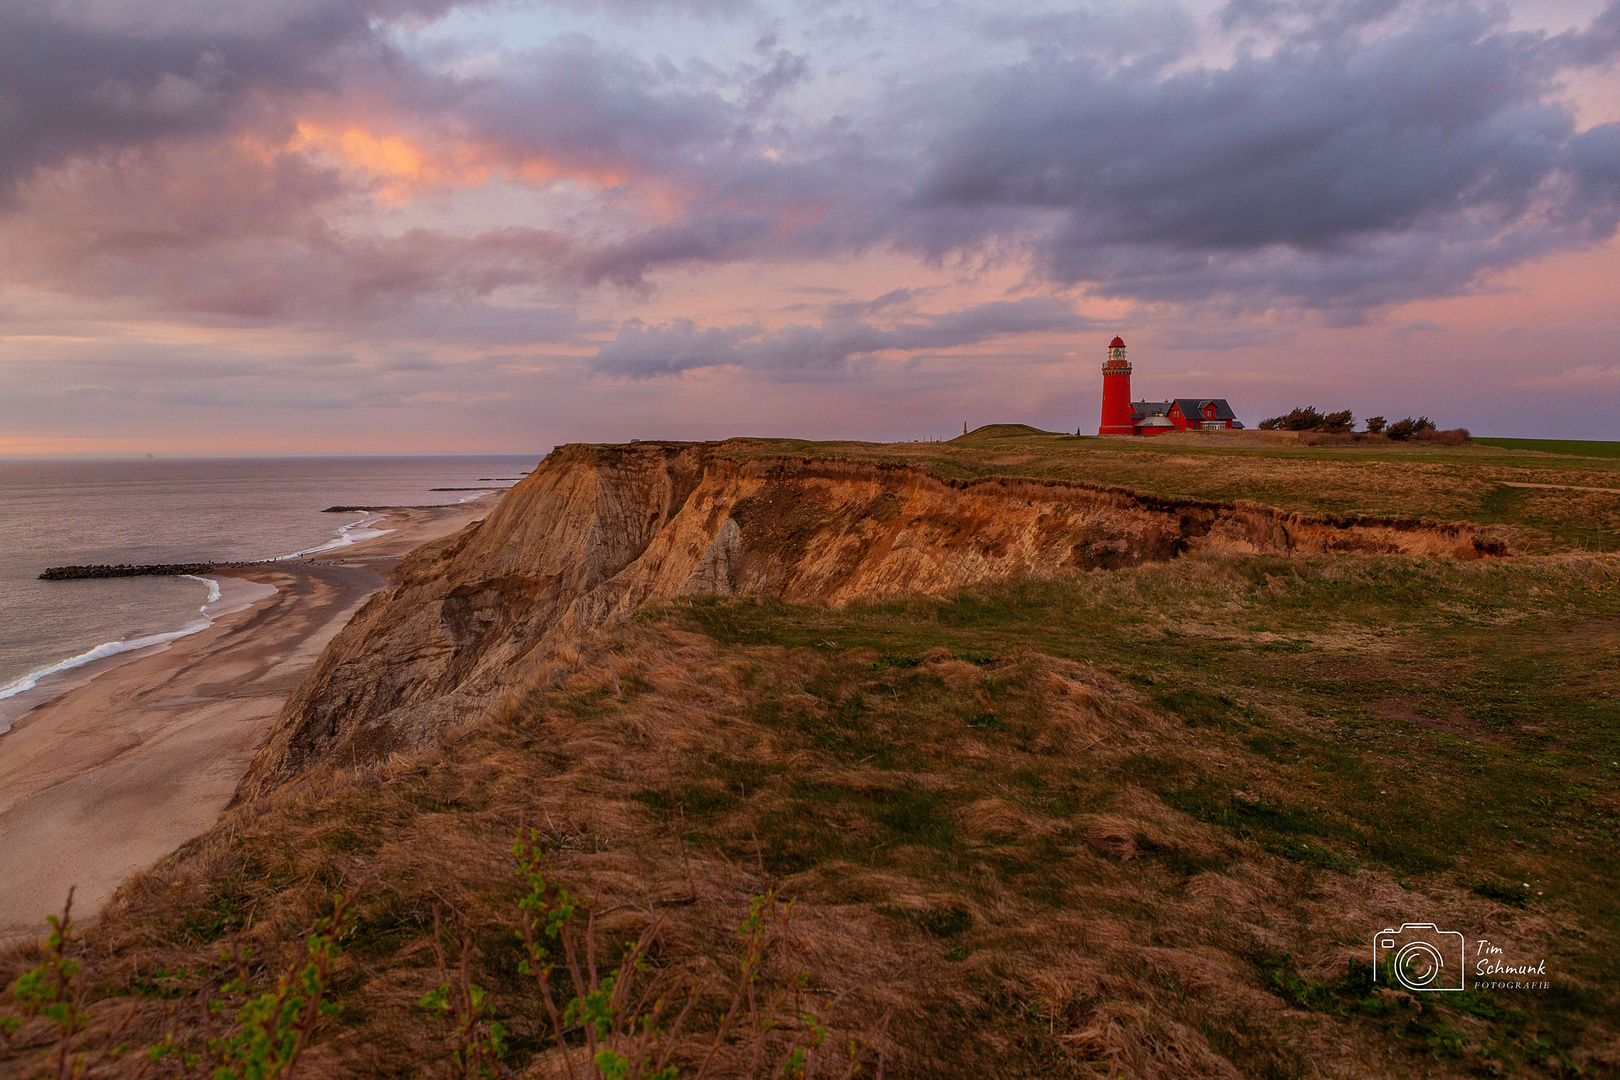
[1098,336,1135,435]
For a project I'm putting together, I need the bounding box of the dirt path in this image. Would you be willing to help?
[1501,481,1620,494]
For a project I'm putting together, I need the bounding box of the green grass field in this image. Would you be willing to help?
[8,433,1620,1079]
[76,549,1611,1077]
[713,430,1620,552]
[660,547,1620,1074]
[1473,437,1620,459]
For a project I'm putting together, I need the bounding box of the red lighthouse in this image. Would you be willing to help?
[1098,336,1135,435]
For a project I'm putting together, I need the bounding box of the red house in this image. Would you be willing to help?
[1096,336,1243,436]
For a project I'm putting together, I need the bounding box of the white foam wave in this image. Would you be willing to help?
[0,575,227,730]
[0,623,207,706]
[273,514,394,560]
[183,574,223,604]
[0,502,408,733]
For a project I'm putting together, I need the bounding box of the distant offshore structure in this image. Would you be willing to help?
[1095,336,1244,436]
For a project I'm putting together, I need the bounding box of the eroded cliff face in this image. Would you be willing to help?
[240,443,1504,792]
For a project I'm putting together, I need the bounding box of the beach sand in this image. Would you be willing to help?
[0,497,494,939]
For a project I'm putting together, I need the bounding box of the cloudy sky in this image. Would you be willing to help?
[1,0,1617,454]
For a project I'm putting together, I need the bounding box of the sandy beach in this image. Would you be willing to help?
[0,498,494,939]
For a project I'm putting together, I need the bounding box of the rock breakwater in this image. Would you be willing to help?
[39,562,223,580]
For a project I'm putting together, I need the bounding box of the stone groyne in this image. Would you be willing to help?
[323,504,463,513]
[38,562,229,580]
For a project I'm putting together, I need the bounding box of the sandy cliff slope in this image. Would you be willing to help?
[241,443,1505,792]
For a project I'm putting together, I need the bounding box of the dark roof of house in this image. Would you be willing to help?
[1173,398,1238,421]
[1132,399,1241,423]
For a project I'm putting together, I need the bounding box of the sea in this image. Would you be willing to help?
[0,456,536,733]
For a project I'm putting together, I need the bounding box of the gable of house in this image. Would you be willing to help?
[1172,398,1237,422]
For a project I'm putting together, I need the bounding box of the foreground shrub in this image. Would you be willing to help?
[134,893,355,1080]
[1,893,95,1080]
[6,853,881,1080]
[457,829,887,1080]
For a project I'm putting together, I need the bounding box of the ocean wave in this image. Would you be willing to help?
[0,575,225,733]
[182,574,223,604]
[2,504,409,732]
[273,514,394,560]
[2,511,380,724]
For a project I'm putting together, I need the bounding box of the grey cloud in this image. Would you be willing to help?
[823,288,923,320]
[592,319,751,377]
[591,296,1091,377]
[1218,0,1407,40]
[1390,318,1445,334]
[518,0,753,21]
[0,0,469,193]
[981,2,1200,61]
[11,161,581,318]
[1,2,849,308]
[1571,122,1620,201]
[1549,0,1620,65]
[33,0,465,37]
[742,48,810,116]
[911,2,1620,312]
[172,225,578,319]
[1,331,559,414]
[1161,326,1299,350]
[0,6,773,312]
[561,142,905,288]
[7,0,1620,330]
[462,35,741,173]
[571,211,778,288]
[378,354,445,372]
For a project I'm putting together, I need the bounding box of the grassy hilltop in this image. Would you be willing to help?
[708,427,1620,552]
[3,432,1618,1079]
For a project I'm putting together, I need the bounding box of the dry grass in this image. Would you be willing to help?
[7,547,1619,1077]
[702,432,1620,551]
[6,435,1619,1079]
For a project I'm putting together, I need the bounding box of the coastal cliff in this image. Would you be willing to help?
[17,437,1612,1080]
[242,441,1504,792]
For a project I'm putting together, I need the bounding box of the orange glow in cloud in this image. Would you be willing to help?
[284,121,654,208]
[251,116,802,233]
[289,122,495,202]
[516,156,629,191]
